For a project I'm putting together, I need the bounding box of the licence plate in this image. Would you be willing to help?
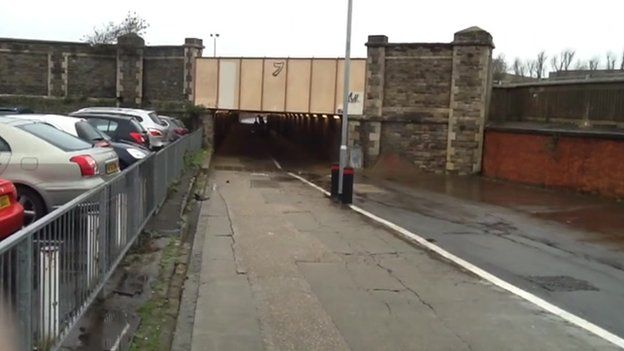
[106,161,120,174]
[0,195,9,210]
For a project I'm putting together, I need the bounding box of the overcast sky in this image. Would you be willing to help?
[1,0,623,66]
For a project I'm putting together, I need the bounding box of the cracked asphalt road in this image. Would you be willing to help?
[184,123,618,350]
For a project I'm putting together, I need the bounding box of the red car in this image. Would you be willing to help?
[0,179,24,239]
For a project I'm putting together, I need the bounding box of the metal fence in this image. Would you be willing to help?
[490,79,624,125]
[0,129,203,350]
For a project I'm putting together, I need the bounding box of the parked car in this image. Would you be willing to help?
[0,107,33,115]
[68,112,151,149]
[72,107,171,149]
[159,115,189,141]
[0,178,24,239]
[0,116,120,225]
[6,114,150,169]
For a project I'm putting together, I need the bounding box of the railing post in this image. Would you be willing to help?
[39,244,59,344]
[99,187,109,274]
[17,236,33,351]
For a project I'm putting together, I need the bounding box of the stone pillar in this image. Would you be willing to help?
[183,38,204,102]
[360,35,388,166]
[116,33,145,107]
[364,35,387,120]
[446,27,493,175]
[47,50,67,97]
[347,120,361,149]
[200,111,214,149]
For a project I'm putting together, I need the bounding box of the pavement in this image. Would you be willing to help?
[178,124,620,350]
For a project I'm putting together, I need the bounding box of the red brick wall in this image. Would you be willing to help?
[483,131,624,198]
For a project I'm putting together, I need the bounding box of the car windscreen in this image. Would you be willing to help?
[19,122,92,151]
[76,121,108,142]
[148,112,164,125]
[130,119,148,132]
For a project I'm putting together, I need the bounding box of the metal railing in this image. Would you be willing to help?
[490,79,624,125]
[0,129,203,350]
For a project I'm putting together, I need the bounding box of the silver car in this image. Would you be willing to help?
[71,107,171,149]
[0,117,120,224]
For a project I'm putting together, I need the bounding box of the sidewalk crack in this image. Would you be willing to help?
[216,185,247,275]
[376,261,473,351]
[384,301,393,316]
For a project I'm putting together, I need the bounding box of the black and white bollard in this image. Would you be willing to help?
[341,167,354,204]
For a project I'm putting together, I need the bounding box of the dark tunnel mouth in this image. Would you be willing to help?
[213,112,342,165]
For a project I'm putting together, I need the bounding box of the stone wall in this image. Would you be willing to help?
[0,35,203,107]
[67,55,117,97]
[355,27,493,175]
[143,45,187,103]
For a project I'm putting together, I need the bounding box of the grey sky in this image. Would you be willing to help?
[2,0,623,67]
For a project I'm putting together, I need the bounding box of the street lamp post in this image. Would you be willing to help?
[338,0,353,196]
[210,33,220,57]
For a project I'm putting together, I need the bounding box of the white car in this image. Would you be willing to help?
[6,114,150,169]
[71,107,172,149]
[0,117,120,224]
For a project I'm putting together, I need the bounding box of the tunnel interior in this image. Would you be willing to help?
[213,111,343,172]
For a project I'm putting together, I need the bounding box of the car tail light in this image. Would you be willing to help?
[148,128,163,137]
[7,183,17,202]
[174,128,188,135]
[70,155,98,177]
[129,132,145,144]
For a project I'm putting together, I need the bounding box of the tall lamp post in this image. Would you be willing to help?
[210,33,220,57]
[338,0,353,197]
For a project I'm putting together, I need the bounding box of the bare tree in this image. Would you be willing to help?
[550,49,576,73]
[492,53,508,82]
[535,51,547,78]
[561,49,576,71]
[620,50,624,70]
[82,11,149,45]
[606,52,617,70]
[550,56,562,72]
[513,58,526,77]
[527,60,537,78]
[588,57,600,70]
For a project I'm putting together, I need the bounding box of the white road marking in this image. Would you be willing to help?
[272,158,283,170]
[288,172,624,349]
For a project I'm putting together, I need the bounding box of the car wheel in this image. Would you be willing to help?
[16,186,46,226]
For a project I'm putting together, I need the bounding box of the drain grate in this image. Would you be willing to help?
[251,179,280,188]
[526,275,598,292]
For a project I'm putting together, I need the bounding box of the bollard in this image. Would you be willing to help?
[341,167,354,204]
[330,164,340,199]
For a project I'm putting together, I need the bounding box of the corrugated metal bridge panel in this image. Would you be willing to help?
[194,57,366,115]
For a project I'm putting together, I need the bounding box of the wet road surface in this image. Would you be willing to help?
[255,124,624,340]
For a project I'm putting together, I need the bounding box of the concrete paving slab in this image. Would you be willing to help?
[205,215,233,236]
